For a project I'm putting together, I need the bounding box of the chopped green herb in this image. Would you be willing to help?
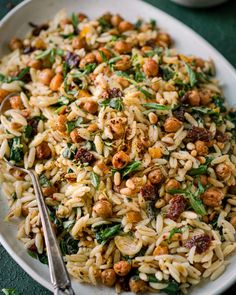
[36,48,64,63]
[60,233,79,255]
[168,227,182,242]
[60,33,76,39]
[71,13,79,32]
[8,137,23,162]
[63,220,75,231]
[0,67,30,83]
[142,103,170,111]
[98,50,108,62]
[53,95,70,107]
[62,143,77,160]
[27,250,48,265]
[98,17,112,31]
[90,172,100,189]
[23,124,33,139]
[134,69,146,82]
[160,65,175,81]
[185,63,197,87]
[163,281,181,295]
[212,95,226,112]
[135,19,142,30]
[150,19,156,30]
[96,224,121,245]
[11,192,17,200]
[188,157,212,176]
[228,111,236,127]
[112,161,141,178]
[39,174,51,187]
[146,201,159,219]
[108,56,121,65]
[66,117,83,133]
[100,97,124,111]
[2,289,21,295]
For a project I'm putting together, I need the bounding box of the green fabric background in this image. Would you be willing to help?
[0,0,235,294]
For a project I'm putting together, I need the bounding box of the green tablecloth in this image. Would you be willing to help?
[0,0,235,294]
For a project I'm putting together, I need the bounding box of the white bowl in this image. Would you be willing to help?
[0,0,236,294]
[170,0,228,8]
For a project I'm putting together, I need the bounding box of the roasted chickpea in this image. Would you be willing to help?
[9,95,23,109]
[114,56,131,71]
[50,73,63,91]
[202,187,224,207]
[126,211,142,223]
[230,216,236,229]
[116,76,130,88]
[195,140,208,156]
[148,169,164,184]
[93,200,113,218]
[72,36,86,49]
[183,90,200,107]
[78,13,87,22]
[113,261,131,276]
[111,14,123,27]
[42,186,57,197]
[36,141,51,159]
[28,59,42,69]
[129,277,147,294]
[118,21,134,32]
[56,114,67,133]
[198,175,208,186]
[101,269,116,287]
[0,89,10,103]
[153,245,169,256]
[112,151,129,169]
[114,41,132,54]
[216,163,231,179]
[79,53,96,68]
[142,58,158,77]
[156,32,172,47]
[38,68,54,85]
[87,123,98,132]
[195,58,205,68]
[81,101,98,114]
[95,47,111,63]
[164,117,182,133]
[199,90,212,105]
[110,118,125,136]
[9,37,23,51]
[70,128,84,143]
[141,46,153,54]
[165,179,180,192]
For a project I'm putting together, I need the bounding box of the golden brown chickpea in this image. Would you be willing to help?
[114,56,131,71]
[114,41,132,54]
[230,216,236,229]
[199,90,212,106]
[148,169,164,184]
[0,89,10,103]
[42,186,57,197]
[36,141,51,159]
[101,269,116,287]
[87,123,98,132]
[110,118,125,136]
[81,101,98,114]
[153,245,169,256]
[156,32,172,47]
[70,128,84,143]
[113,261,131,276]
[28,59,42,69]
[93,200,113,218]
[185,90,200,107]
[194,58,205,68]
[118,21,134,33]
[112,151,130,169]
[164,117,182,133]
[141,46,153,53]
[72,36,86,49]
[79,53,96,68]
[111,14,123,27]
[202,187,224,207]
[38,69,54,85]
[215,163,231,179]
[129,277,147,294]
[165,179,180,192]
[142,58,158,77]
[56,114,67,133]
[9,95,23,109]
[195,140,208,156]
[78,13,87,22]
[50,73,63,91]
[9,37,23,51]
[95,47,111,63]
[126,211,142,223]
[116,76,130,88]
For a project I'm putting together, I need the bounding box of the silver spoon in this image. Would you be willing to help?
[0,93,75,295]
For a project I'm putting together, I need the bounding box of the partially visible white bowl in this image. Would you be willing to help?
[171,0,228,8]
[0,0,236,295]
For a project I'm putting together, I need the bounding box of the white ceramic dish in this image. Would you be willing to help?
[0,0,236,294]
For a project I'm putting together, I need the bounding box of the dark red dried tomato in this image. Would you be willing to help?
[166,195,186,221]
[187,126,212,142]
[185,234,211,254]
[173,106,187,122]
[102,88,123,99]
[215,130,230,143]
[75,148,95,164]
[29,22,49,36]
[140,184,157,201]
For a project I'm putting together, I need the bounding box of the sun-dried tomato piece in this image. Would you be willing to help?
[75,148,95,164]
[173,106,187,122]
[140,184,157,201]
[215,130,230,143]
[185,234,211,254]
[166,195,186,221]
[187,126,212,142]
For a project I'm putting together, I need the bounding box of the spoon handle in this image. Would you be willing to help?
[29,170,75,295]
